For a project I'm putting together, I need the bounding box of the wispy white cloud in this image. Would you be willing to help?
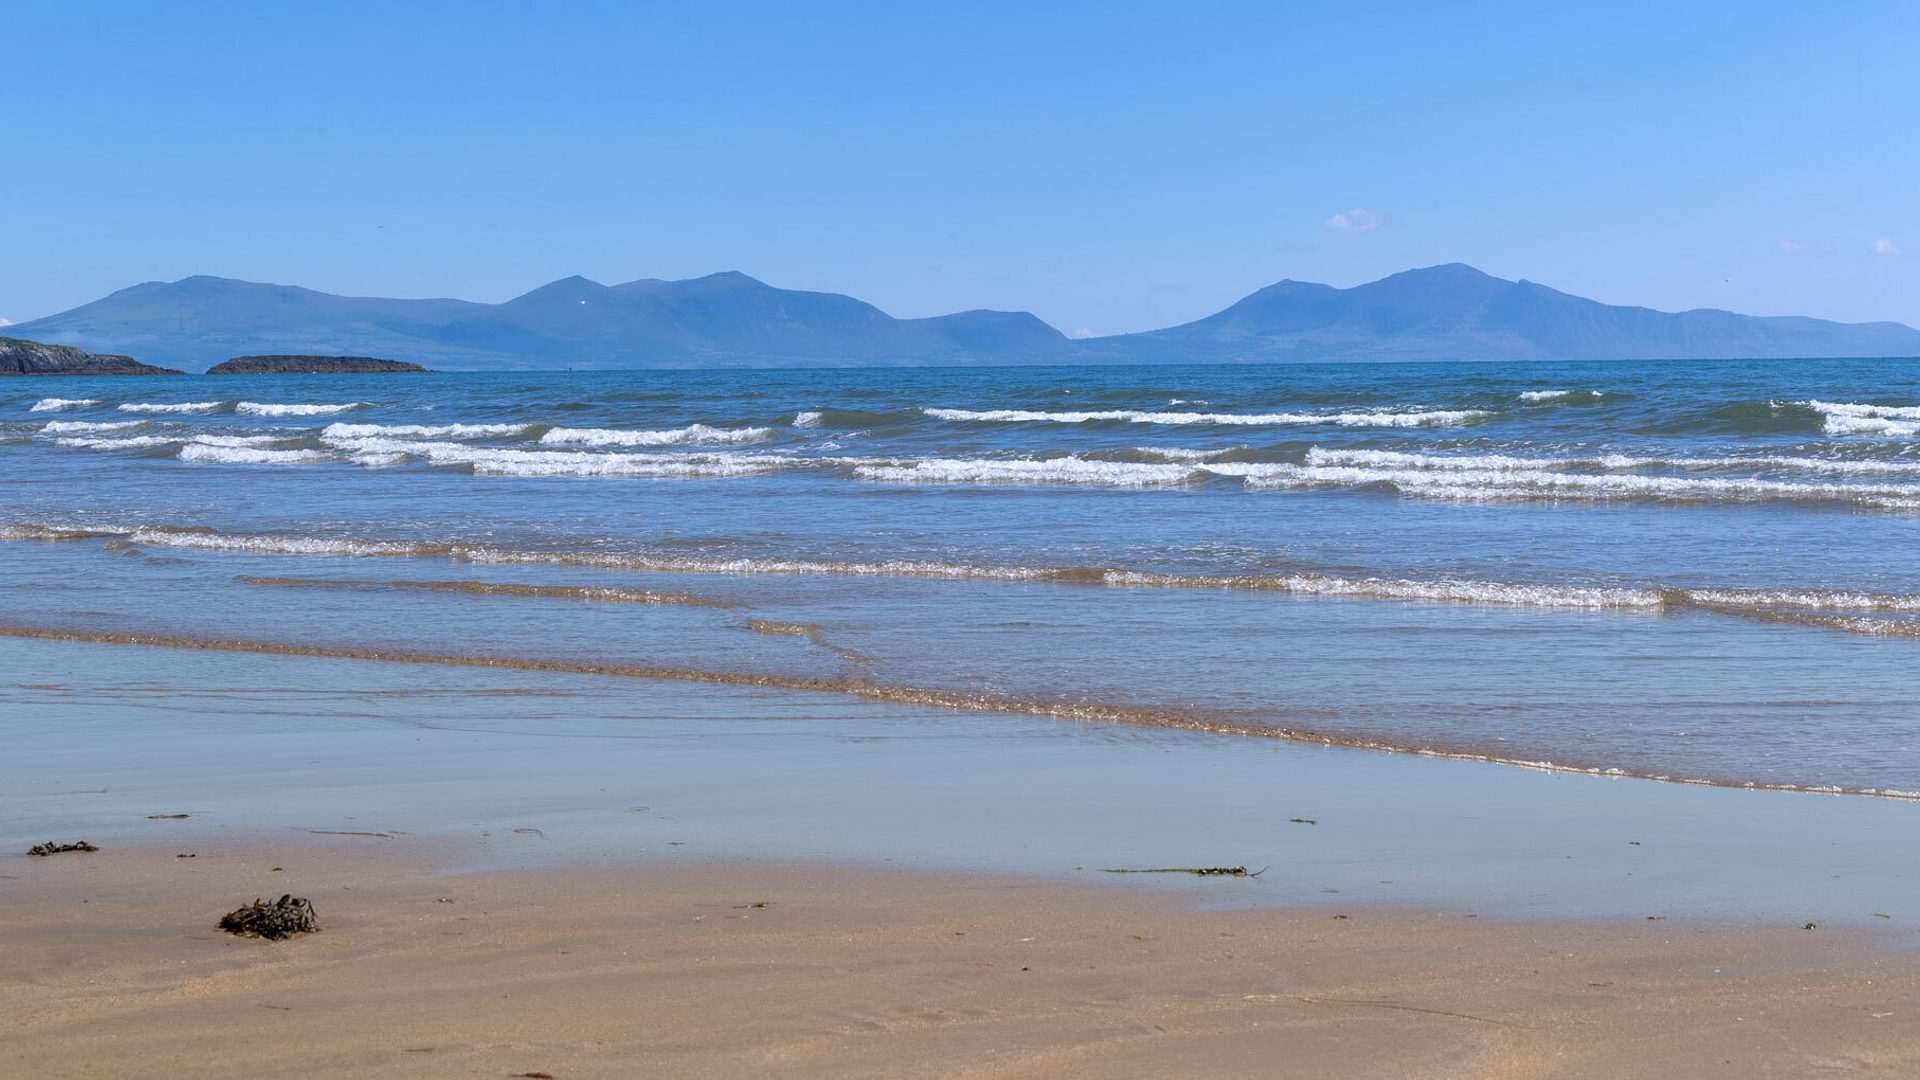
[0,318,12,327]
[1068,327,1096,339]
[1777,239,1807,254]
[1874,237,1902,256]
[1323,208,1383,234]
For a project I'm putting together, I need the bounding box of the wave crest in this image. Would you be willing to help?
[236,401,365,417]
[41,419,146,433]
[922,407,1490,427]
[322,422,532,439]
[118,401,222,414]
[538,424,774,447]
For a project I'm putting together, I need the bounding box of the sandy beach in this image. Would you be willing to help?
[7,839,1919,1079]
[5,636,1920,1076]
[10,4,1920,1075]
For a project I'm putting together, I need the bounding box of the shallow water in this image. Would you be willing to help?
[5,636,1917,926]
[5,359,1920,791]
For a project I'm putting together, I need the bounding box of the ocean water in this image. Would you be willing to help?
[5,358,1920,794]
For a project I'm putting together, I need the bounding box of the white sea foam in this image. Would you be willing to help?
[1821,415,1920,437]
[321,422,532,439]
[325,434,797,477]
[119,401,222,414]
[54,436,180,450]
[41,419,146,433]
[469,450,792,478]
[15,518,1920,638]
[922,407,1490,427]
[1305,447,1920,477]
[29,398,99,412]
[57,433,298,453]
[1308,448,1627,471]
[793,411,823,427]
[1133,447,1228,463]
[1676,587,1920,612]
[1242,461,1920,508]
[1518,389,1603,402]
[122,527,431,558]
[1805,400,1920,420]
[1101,570,1664,609]
[185,434,290,448]
[1796,400,1920,437]
[855,457,1199,487]
[538,424,774,447]
[178,443,330,465]
[236,401,365,416]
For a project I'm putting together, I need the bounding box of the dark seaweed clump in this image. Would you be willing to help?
[28,840,98,856]
[219,894,319,939]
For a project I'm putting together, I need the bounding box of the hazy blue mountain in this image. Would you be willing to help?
[12,272,1067,371]
[13,263,1917,370]
[1084,264,1920,362]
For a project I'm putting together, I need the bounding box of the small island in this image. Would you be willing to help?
[0,336,182,376]
[207,354,429,374]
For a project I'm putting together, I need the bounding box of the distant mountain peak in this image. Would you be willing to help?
[701,270,761,282]
[1395,262,1492,278]
[12,265,1918,370]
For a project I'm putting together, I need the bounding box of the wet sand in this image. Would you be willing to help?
[5,840,1918,1078]
[6,635,1920,1075]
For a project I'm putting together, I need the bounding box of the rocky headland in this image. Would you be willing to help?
[0,336,181,376]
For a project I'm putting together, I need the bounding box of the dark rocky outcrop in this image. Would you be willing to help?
[207,354,428,374]
[0,336,181,375]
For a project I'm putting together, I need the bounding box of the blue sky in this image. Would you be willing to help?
[4,1,1915,335]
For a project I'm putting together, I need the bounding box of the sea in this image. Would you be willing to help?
[5,358,1919,797]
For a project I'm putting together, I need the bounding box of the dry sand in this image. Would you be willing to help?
[4,838,1917,1078]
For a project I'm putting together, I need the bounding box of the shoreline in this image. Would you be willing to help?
[5,621,1917,803]
[8,632,1920,929]
[7,614,1920,1073]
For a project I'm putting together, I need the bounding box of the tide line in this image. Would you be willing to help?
[3,622,1914,801]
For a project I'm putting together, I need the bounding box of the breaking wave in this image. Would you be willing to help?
[1806,400,1920,420]
[922,407,1491,427]
[8,519,1920,637]
[236,401,365,417]
[177,443,330,465]
[321,422,534,439]
[1519,389,1606,403]
[1229,448,1920,509]
[1305,447,1920,477]
[30,398,99,412]
[41,419,146,433]
[322,434,798,477]
[119,401,222,414]
[236,575,734,607]
[53,436,181,450]
[538,424,775,447]
[855,456,1197,487]
[1794,400,1920,438]
[53,433,296,454]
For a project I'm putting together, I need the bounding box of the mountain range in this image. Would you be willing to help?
[12,264,1918,371]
